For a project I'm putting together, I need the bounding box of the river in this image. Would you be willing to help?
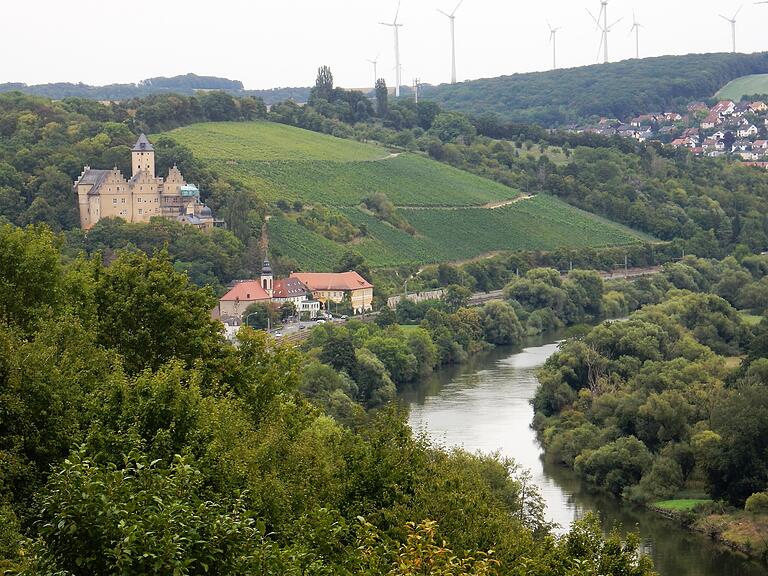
[401,333,767,576]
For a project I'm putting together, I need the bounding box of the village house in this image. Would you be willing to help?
[738,125,759,138]
[701,115,719,130]
[290,271,374,314]
[750,101,768,113]
[74,134,221,230]
[712,100,736,117]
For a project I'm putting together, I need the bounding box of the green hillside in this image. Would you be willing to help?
[716,74,768,100]
[163,121,647,269]
[164,121,516,206]
[422,52,768,126]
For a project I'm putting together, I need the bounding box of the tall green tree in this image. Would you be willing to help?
[375,78,389,117]
[93,250,223,373]
[312,65,334,103]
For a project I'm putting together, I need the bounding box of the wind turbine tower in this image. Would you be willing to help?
[719,6,742,53]
[438,0,465,84]
[630,12,643,59]
[548,22,561,70]
[367,56,379,89]
[380,1,404,97]
[588,0,622,64]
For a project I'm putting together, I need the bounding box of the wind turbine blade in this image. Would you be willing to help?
[719,14,731,22]
[734,5,743,19]
[452,0,465,16]
[608,16,623,29]
[586,8,600,28]
[394,0,401,24]
[437,8,450,17]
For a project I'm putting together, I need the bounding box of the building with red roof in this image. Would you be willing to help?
[217,280,271,321]
[290,271,374,313]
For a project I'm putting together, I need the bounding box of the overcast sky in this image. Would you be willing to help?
[4,0,764,89]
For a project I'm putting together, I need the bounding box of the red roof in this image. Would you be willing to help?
[220,280,270,302]
[290,271,373,292]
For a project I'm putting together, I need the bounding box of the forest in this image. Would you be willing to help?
[422,52,768,126]
[0,223,660,575]
[0,74,245,100]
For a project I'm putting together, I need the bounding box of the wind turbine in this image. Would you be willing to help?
[366,55,379,88]
[720,6,742,53]
[587,0,622,64]
[630,12,643,59]
[380,1,404,97]
[437,0,465,84]
[547,22,561,70]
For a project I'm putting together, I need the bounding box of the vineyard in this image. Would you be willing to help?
[163,120,387,162]
[269,195,648,270]
[163,121,649,270]
[162,122,517,206]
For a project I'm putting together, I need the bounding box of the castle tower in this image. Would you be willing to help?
[131,134,155,178]
[261,258,274,298]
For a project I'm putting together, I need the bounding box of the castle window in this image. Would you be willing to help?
[121,198,126,204]
[112,198,117,205]
[138,209,143,215]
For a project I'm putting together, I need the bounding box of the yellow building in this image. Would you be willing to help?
[290,271,374,314]
[74,134,220,230]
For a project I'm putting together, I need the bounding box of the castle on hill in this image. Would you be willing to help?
[74,134,221,230]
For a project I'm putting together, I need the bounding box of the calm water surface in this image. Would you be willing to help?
[402,334,768,576]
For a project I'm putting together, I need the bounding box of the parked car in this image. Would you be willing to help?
[315,318,326,324]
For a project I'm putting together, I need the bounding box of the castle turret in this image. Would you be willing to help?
[131,134,155,178]
[261,258,274,298]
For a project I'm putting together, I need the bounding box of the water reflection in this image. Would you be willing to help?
[403,336,767,576]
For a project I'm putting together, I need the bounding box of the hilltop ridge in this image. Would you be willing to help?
[422,52,768,126]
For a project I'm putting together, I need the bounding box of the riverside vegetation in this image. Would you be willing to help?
[0,223,660,575]
[532,255,768,560]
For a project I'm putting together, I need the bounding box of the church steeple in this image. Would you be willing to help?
[261,258,274,297]
[131,134,155,178]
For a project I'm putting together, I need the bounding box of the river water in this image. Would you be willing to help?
[402,334,767,576]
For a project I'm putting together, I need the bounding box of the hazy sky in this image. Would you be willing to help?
[4,0,764,89]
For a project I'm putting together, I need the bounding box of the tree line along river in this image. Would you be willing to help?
[401,333,768,576]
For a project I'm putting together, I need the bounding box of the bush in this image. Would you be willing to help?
[745,491,768,514]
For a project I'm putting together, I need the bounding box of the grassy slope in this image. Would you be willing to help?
[164,122,517,206]
[716,74,768,100]
[164,121,648,269]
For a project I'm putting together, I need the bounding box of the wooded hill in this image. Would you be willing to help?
[0,74,311,105]
[422,52,768,126]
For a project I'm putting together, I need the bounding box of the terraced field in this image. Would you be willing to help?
[270,195,646,270]
[163,121,649,269]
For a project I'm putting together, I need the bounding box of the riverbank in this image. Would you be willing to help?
[649,501,768,562]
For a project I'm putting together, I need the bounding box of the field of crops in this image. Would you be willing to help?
[269,195,647,270]
[716,74,768,101]
[162,122,517,206]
